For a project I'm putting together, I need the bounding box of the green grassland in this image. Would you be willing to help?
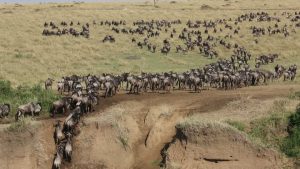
[0,0,299,86]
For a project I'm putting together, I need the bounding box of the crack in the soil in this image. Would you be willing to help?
[202,158,239,163]
[159,126,188,168]
[143,110,149,124]
[144,130,151,147]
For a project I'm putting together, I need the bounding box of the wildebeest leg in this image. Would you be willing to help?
[54,130,58,145]
[151,83,154,92]
[54,109,57,118]
[105,88,108,98]
[110,88,113,97]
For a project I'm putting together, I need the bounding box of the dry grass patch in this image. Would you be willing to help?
[6,117,37,133]
[86,101,143,150]
[144,104,174,126]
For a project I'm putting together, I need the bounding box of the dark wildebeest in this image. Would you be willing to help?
[0,104,10,118]
[52,143,64,169]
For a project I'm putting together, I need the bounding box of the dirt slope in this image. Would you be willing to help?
[0,84,299,169]
[161,121,283,169]
[0,121,55,169]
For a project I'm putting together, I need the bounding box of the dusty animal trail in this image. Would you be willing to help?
[0,84,299,169]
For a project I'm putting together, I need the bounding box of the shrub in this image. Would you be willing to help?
[281,104,300,157]
[287,104,300,132]
[281,129,300,157]
[249,112,288,148]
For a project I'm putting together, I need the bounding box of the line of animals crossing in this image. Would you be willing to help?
[0,61,297,121]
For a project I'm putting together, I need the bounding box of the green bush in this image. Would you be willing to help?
[0,80,60,119]
[287,104,300,131]
[249,112,289,149]
[281,129,300,157]
[281,104,300,157]
[247,102,300,158]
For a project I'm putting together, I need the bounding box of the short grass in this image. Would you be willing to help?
[0,0,299,86]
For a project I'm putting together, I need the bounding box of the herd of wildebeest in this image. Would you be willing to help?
[42,11,299,58]
[0,59,296,121]
[0,10,299,169]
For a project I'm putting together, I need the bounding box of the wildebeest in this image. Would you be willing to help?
[50,97,72,117]
[103,35,115,43]
[57,80,65,94]
[15,102,42,121]
[283,70,296,81]
[52,143,64,169]
[53,120,64,145]
[0,104,10,118]
[62,105,81,135]
[129,77,143,94]
[45,78,54,90]
[64,133,73,162]
[104,80,116,97]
